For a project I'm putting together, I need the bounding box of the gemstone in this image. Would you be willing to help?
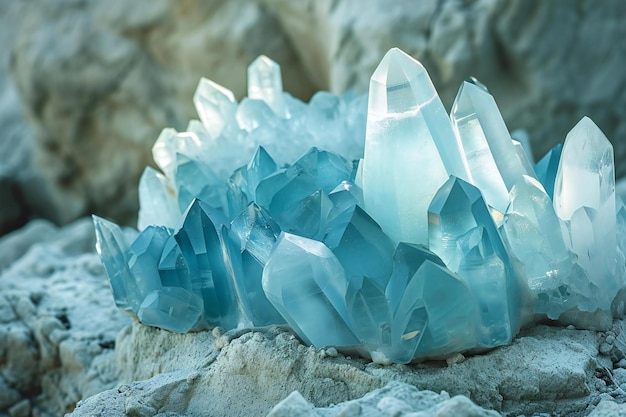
[451,80,535,213]
[361,48,468,245]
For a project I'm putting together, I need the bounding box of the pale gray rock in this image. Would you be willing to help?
[588,400,626,417]
[70,321,609,417]
[270,381,500,417]
[0,219,130,416]
[6,0,314,228]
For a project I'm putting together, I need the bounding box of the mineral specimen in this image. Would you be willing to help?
[94,48,626,364]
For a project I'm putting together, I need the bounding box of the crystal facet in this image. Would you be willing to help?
[361,48,468,245]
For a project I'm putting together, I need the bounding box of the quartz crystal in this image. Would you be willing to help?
[361,48,468,245]
[95,47,626,363]
[451,80,535,213]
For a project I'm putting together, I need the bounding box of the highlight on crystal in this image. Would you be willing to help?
[93,47,626,365]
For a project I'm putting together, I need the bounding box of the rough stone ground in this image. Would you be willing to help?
[1,219,626,416]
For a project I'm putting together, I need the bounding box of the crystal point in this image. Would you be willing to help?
[362,48,468,245]
[248,55,286,117]
[451,81,535,213]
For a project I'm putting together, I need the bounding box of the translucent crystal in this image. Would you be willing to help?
[226,203,285,326]
[346,244,479,364]
[428,176,520,346]
[137,167,180,230]
[554,117,617,310]
[175,154,224,212]
[323,181,363,248]
[332,206,395,289]
[511,129,534,163]
[362,48,468,244]
[501,175,576,318]
[173,199,240,328]
[128,225,170,300]
[262,233,359,347]
[138,287,204,333]
[93,215,139,315]
[248,55,286,117]
[451,80,535,213]
[152,129,202,179]
[193,77,237,139]
[535,144,562,200]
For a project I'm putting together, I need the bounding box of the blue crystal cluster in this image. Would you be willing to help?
[94,48,626,364]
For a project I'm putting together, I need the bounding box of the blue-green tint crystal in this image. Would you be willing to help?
[263,233,359,347]
[138,287,204,333]
[332,206,394,289]
[534,144,562,200]
[227,203,285,326]
[174,199,240,328]
[93,215,140,315]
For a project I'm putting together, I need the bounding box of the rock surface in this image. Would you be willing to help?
[1,0,625,230]
[0,218,130,416]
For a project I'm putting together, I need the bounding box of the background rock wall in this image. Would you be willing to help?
[1,0,625,233]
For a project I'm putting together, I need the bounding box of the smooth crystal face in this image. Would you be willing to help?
[93,215,139,314]
[137,167,180,231]
[262,233,359,347]
[174,200,241,329]
[193,77,237,139]
[535,144,562,200]
[451,81,534,213]
[428,176,519,346]
[95,48,626,364]
[138,287,204,333]
[362,48,468,245]
[248,55,286,117]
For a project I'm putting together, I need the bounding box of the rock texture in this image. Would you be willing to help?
[0,218,130,416]
[0,0,624,231]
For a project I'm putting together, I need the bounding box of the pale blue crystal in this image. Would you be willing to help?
[535,144,562,200]
[428,176,520,346]
[332,206,394,289]
[158,236,192,289]
[554,117,618,311]
[323,181,363,248]
[248,55,286,117]
[137,167,180,230]
[226,203,285,326]
[346,243,479,364]
[93,215,139,315]
[193,77,237,139]
[450,80,535,213]
[361,48,468,245]
[174,199,240,328]
[511,129,534,163]
[175,154,225,213]
[501,175,576,318]
[128,225,170,300]
[138,287,204,333]
[262,233,359,347]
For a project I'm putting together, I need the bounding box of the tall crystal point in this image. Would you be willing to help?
[553,117,618,310]
[361,48,468,244]
[451,81,535,213]
[248,55,286,117]
[193,77,237,139]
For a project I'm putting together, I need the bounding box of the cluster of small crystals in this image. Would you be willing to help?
[94,48,626,364]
